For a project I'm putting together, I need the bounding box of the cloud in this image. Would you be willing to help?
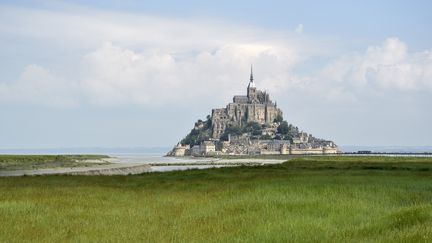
[1,6,431,109]
[0,5,301,52]
[0,4,310,106]
[80,42,300,106]
[295,24,304,34]
[0,5,309,107]
[319,38,432,101]
[0,42,301,107]
[0,64,78,107]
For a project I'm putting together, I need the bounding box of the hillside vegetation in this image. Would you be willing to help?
[181,114,297,146]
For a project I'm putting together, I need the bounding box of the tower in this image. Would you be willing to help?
[247,65,257,101]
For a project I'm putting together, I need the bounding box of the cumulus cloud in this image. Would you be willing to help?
[0,41,301,107]
[319,38,432,101]
[1,6,431,109]
[0,5,308,107]
[79,42,299,106]
[0,64,77,107]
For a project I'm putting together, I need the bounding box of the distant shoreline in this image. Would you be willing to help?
[2,145,432,155]
[0,154,285,177]
[3,152,432,177]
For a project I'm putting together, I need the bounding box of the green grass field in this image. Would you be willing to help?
[0,155,110,170]
[1,156,432,242]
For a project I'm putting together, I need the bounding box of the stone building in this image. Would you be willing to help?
[201,141,216,154]
[189,141,217,156]
[211,67,283,138]
[191,145,201,156]
[167,143,189,156]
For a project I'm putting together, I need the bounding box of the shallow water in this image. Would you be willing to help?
[109,153,230,172]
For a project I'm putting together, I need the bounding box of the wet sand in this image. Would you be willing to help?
[0,156,287,177]
[0,162,151,177]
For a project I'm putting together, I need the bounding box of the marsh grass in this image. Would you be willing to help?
[0,155,110,170]
[1,156,432,242]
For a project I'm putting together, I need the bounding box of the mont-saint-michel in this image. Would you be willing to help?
[3,1,432,242]
[168,68,339,156]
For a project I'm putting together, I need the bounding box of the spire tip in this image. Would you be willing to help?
[250,64,254,82]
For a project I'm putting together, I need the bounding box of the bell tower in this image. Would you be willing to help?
[247,65,257,102]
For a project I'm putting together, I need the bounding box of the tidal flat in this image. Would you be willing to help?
[1,156,432,242]
[0,155,111,171]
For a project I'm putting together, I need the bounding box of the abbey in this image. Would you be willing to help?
[168,67,339,156]
[211,67,283,138]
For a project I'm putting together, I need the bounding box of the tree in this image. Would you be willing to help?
[220,125,243,141]
[181,116,213,145]
[260,134,272,140]
[277,121,289,135]
[252,129,262,136]
[284,134,293,142]
[274,114,283,123]
[181,124,211,145]
[244,122,261,133]
[205,115,212,129]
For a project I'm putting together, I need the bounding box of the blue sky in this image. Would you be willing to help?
[0,0,431,148]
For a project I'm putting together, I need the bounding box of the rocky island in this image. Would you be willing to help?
[168,67,339,156]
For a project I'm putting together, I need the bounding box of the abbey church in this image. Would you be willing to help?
[211,67,283,138]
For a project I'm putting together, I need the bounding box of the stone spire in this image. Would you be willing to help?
[250,65,254,82]
[248,65,256,88]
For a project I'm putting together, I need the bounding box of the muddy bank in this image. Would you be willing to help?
[68,164,151,175]
[0,155,287,177]
[0,163,151,177]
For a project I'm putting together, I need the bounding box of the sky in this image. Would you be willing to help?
[0,0,431,148]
